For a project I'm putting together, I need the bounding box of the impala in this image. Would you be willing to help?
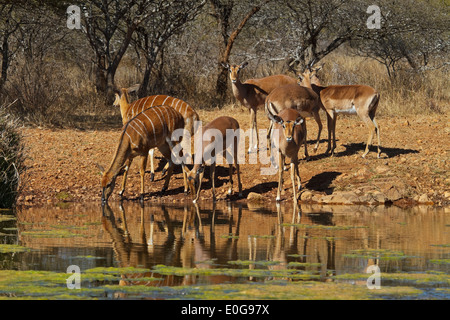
[268,108,305,203]
[113,88,199,180]
[265,83,321,160]
[299,67,381,158]
[98,105,186,202]
[182,116,243,203]
[222,62,297,153]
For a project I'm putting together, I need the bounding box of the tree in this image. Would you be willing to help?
[0,2,22,93]
[80,0,153,100]
[209,0,269,103]
[133,0,206,98]
[281,0,358,72]
[352,0,449,78]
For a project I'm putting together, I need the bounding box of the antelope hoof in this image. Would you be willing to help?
[161,168,167,176]
[150,173,155,182]
[161,187,167,194]
[238,192,243,198]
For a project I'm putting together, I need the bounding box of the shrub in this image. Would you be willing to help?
[0,101,26,208]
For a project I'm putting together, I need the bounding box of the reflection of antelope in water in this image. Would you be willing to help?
[101,203,179,289]
[101,202,238,288]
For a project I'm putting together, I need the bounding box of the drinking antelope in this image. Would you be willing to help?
[222,62,297,153]
[299,67,381,158]
[265,83,321,160]
[113,88,199,180]
[99,105,186,202]
[268,108,305,203]
[182,116,243,203]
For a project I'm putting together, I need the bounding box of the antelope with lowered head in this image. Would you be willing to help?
[98,105,186,203]
[269,108,305,203]
[183,116,243,203]
[265,83,321,160]
[299,67,381,158]
[113,88,199,181]
[222,62,297,153]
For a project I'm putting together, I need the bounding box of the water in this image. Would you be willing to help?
[0,202,448,300]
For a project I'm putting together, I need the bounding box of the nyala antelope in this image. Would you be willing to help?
[113,88,199,180]
[98,105,186,202]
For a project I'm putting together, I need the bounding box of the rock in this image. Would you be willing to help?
[335,173,349,183]
[418,193,431,204]
[319,191,359,204]
[384,186,403,202]
[375,165,389,174]
[247,192,265,203]
[356,167,371,178]
[300,190,314,202]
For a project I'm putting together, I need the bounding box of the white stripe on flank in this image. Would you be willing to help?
[162,96,170,106]
[155,107,167,136]
[135,117,149,137]
[166,106,173,131]
[141,96,150,112]
[136,99,145,114]
[129,122,146,141]
[152,106,164,130]
[141,110,157,145]
[183,102,188,117]
[125,131,139,148]
[175,99,181,110]
[150,95,158,107]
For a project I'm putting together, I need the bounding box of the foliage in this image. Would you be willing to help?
[0,0,447,124]
[0,101,26,208]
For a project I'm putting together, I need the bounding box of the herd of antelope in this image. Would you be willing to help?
[99,62,381,204]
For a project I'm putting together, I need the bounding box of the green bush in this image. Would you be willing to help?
[0,101,26,208]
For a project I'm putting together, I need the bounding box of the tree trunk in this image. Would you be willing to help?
[212,4,263,105]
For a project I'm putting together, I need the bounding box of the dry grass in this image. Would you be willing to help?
[3,53,448,129]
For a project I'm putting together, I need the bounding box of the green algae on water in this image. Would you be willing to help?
[0,244,31,253]
[0,215,16,222]
[281,223,368,231]
[343,249,411,260]
[21,229,86,238]
[228,260,281,267]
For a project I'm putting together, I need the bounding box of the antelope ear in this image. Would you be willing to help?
[221,62,230,69]
[240,61,248,69]
[268,104,283,125]
[96,163,105,174]
[272,115,283,125]
[294,117,304,125]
